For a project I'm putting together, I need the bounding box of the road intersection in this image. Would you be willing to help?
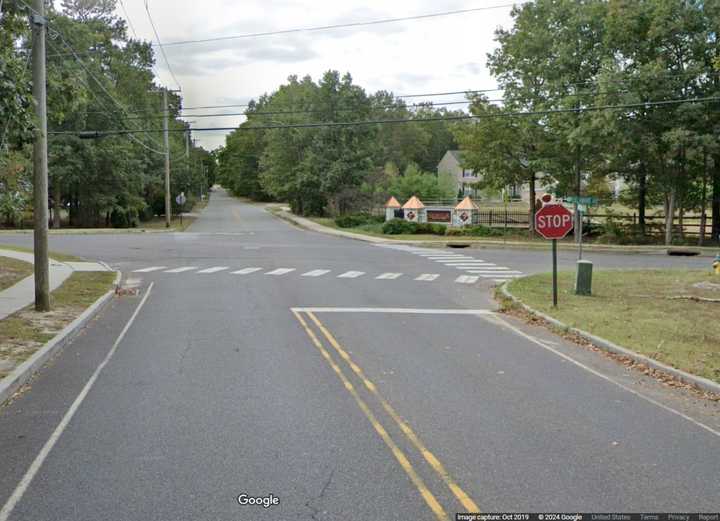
[0,189,718,520]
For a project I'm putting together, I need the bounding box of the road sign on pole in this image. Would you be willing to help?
[175,192,187,226]
[535,204,574,240]
[535,204,574,307]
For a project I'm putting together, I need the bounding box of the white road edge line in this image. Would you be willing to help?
[481,314,720,439]
[291,307,494,315]
[0,282,156,521]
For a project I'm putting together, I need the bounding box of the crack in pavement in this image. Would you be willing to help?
[305,468,335,521]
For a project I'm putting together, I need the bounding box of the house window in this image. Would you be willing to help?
[462,169,476,178]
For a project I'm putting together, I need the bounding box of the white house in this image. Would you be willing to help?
[437,150,549,203]
[436,150,480,197]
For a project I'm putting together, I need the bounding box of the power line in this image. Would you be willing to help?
[179,89,502,111]
[124,88,637,121]
[118,0,138,39]
[48,96,720,135]
[47,46,166,154]
[73,89,494,116]
[143,0,181,91]
[42,28,165,153]
[120,100,471,120]
[17,0,166,147]
[139,3,527,48]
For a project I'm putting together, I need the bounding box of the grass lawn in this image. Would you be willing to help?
[507,269,720,383]
[0,244,81,262]
[0,271,116,379]
[0,257,33,292]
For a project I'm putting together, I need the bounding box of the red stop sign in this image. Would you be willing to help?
[535,204,574,239]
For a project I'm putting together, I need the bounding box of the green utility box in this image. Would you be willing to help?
[575,260,593,296]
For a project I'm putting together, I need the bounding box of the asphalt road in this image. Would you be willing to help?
[0,189,718,520]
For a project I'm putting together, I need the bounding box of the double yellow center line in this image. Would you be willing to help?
[292,310,480,521]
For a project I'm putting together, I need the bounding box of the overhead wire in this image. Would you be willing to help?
[18,0,167,152]
[45,2,527,54]
[48,96,720,136]
[118,0,138,39]
[43,31,166,154]
[143,0,181,91]
[126,88,638,121]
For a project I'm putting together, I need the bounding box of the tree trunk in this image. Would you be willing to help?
[637,163,646,236]
[699,148,708,246]
[665,189,676,246]
[678,207,684,242]
[52,183,61,229]
[528,172,536,237]
[713,154,720,243]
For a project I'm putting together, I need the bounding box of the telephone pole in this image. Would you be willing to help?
[163,88,171,228]
[31,0,50,311]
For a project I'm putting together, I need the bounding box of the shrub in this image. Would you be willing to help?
[445,225,503,237]
[139,205,155,222]
[415,223,447,235]
[596,222,656,245]
[465,225,503,237]
[445,227,465,236]
[335,214,371,228]
[382,219,418,234]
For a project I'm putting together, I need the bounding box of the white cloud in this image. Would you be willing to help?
[118,0,516,149]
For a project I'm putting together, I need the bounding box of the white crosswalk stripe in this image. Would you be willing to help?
[442,262,491,266]
[302,269,331,277]
[463,267,516,272]
[265,268,296,276]
[231,267,263,275]
[422,255,472,259]
[376,242,526,281]
[197,266,229,274]
[376,272,403,280]
[164,266,198,273]
[133,266,167,273]
[466,270,522,274]
[338,271,365,278]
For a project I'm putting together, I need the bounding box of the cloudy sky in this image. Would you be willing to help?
[115,0,518,150]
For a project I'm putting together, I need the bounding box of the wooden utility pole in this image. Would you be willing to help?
[31,0,50,311]
[163,88,171,228]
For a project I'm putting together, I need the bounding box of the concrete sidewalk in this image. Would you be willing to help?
[0,249,110,321]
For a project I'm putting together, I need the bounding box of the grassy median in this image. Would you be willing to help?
[507,269,720,383]
[0,271,116,380]
[0,257,33,291]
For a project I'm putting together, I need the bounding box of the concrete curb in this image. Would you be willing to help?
[270,209,718,256]
[270,209,390,244]
[0,270,122,406]
[499,282,720,396]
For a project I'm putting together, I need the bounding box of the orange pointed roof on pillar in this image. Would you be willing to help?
[402,195,425,209]
[455,196,479,211]
[385,196,401,208]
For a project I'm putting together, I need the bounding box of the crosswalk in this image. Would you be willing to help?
[131,247,524,285]
[130,265,492,285]
[377,244,525,283]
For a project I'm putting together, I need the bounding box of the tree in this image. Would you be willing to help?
[454,97,547,233]
[386,163,455,201]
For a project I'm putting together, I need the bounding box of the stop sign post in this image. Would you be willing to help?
[535,204,574,307]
